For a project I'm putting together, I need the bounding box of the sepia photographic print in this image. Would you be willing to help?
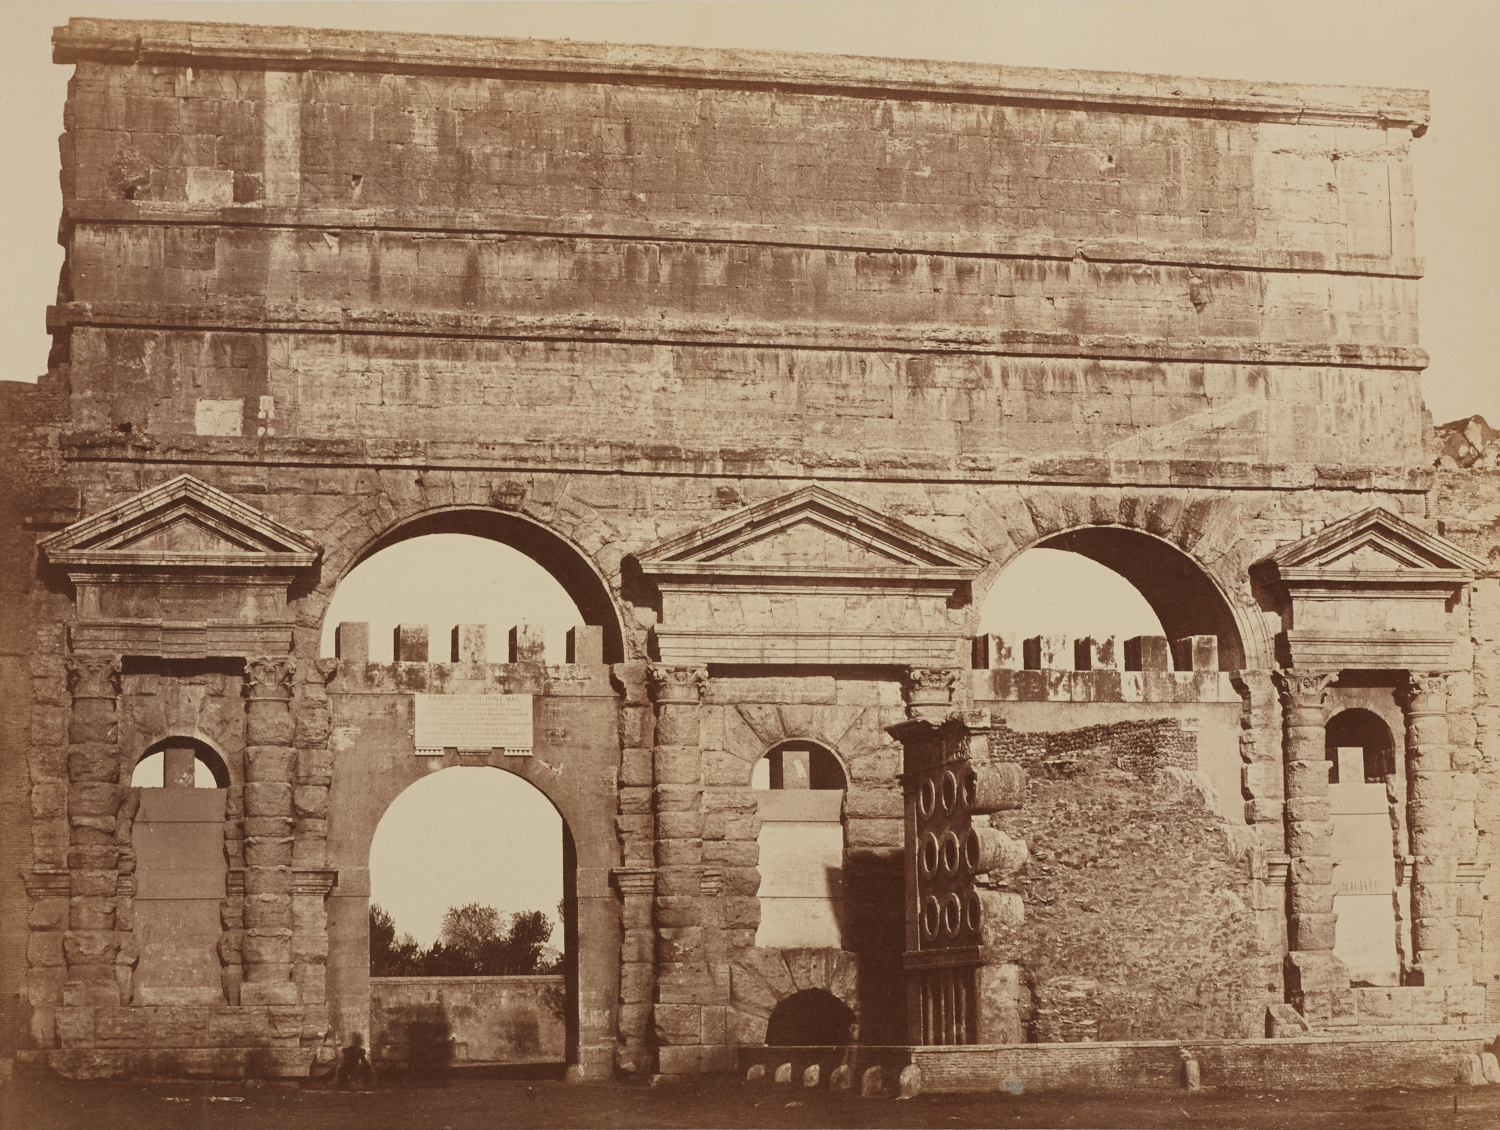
[1,3,1498,1128]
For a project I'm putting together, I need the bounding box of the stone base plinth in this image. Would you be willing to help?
[912,1033,1498,1093]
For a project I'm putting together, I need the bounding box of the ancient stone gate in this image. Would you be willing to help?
[3,17,1498,1082]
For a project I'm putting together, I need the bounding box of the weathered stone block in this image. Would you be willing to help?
[29,897,70,931]
[1288,913,1337,952]
[67,782,122,817]
[245,746,297,782]
[654,895,701,929]
[245,711,295,747]
[243,816,294,838]
[67,745,120,783]
[618,786,653,815]
[69,870,118,898]
[245,782,293,816]
[654,708,701,748]
[653,784,702,813]
[656,812,703,841]
[63,931,121,965]
[28,931,66,967]
[654,744,703,785]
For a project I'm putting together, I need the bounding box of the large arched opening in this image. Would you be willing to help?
[1033,526,1246,669]
[365,766,577,1072]
[317,506,624,1081]
[323,508,626,663]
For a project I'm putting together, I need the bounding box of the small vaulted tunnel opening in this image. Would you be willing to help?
[766,989,855,1047]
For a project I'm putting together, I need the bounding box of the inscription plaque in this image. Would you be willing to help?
[413,693,533,756]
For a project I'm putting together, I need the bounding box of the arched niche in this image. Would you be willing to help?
[1324,708,1402,986]
[1034,525,1249,669]
[751,740,847,950]
[1325,708,1397,784]
[751,741,848,791]
[128,736,231,1007]
[330,507,626,664]
[131,737,231,789]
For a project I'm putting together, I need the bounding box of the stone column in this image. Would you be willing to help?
[242,657,299,1006]
[1273,668,1348,1015]
[646,664,712,1077]
[1398,672,1469,985]
[63,654,126,1008]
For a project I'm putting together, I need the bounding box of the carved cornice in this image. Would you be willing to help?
[611,866,658,896]
[65,653,121,699]
[39,474,320,573]
[647,664,707,706]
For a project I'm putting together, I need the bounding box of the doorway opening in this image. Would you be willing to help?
[1325,708,1402,986]
[367,766,575,1070]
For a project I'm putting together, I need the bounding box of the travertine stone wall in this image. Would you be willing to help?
[7,16,1498,1079]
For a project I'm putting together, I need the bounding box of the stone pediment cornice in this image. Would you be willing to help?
[39,474,320,574]
[1261,507,1483,592]
[635,485,986,590]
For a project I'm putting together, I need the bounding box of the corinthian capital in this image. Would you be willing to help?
[1273,668,1337,710]
[1396,671,1449,714]
[65,653,121,699]
[903,667,958,703]
[646,664,707,705]
[245,656,296,700]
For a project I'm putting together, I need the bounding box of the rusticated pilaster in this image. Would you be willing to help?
[61,653,126,1009]
[1397,671,1469,986]
[241,656,299,1006]
[1273,668,1347,1010]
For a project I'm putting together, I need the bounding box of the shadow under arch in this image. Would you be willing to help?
[334,507,626,664]
[1024,525,1250,669]
[365,764,580,1070]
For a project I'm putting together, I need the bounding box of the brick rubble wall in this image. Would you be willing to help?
[986,731,1263,1041]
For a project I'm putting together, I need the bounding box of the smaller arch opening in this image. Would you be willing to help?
[130,739,230,789]
[751,741,847,790]
[1325,709,1396,783]
[765,989,855,1047]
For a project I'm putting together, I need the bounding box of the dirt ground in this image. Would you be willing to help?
[4,1070,1500,1130]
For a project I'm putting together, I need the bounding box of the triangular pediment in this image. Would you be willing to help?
[40,475,320,571]
[637,486,986,583]
[1264,507,1484,578]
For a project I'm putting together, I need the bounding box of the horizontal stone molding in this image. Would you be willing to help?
[53,19,1428,133]
[64,204,1428,281]
[655,630,968,668]
[68,621,294,660]
[1281,631,1458,671]
[226,869,339,897]
[23,870,73,898]
[51,435,1437,496]
[49,301,1430,371]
